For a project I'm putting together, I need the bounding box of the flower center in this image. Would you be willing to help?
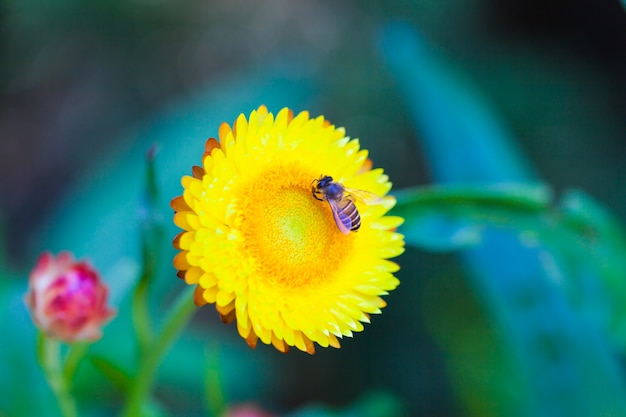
[237,167,352,289]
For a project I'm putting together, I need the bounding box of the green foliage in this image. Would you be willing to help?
[287,391,406,417]
[421,261,524,417]
[381,21,626,417]
[394,184,626,415]
[0,282,59,417]
[392,183,551,250]
[393,183,626,350]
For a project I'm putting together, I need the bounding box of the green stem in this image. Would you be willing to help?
[132,272,154,354]
[133,145,163,354]
[122,286,197,417]
[38,334,78,417]
[63,343,89,381]
[205,346,226,417]
[393,183,552,212]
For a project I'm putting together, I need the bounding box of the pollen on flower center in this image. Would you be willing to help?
[237,168,351,289]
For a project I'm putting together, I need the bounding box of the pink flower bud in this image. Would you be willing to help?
[24,251,116,343]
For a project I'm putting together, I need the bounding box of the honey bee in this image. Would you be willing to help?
[311,175,382,234]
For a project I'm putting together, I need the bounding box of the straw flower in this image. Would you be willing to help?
[172,106,404,353]
[24,251,116,343]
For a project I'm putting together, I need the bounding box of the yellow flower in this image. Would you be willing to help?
[172,106,404,354]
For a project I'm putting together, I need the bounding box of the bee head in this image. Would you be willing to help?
[317,175,333,189]
[312,175,334,201]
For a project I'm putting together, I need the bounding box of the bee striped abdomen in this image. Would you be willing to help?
[312,174,378,234]
[339,199,361,231]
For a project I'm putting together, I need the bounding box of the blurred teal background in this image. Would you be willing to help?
[1,1,626,416]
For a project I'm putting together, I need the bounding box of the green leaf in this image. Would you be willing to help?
[550,190,626,349]
[0,283,59,417]
[392,183,551,251]
[378,22,536,183]
[379,20,626,417]
[286,391,405,417]
[342,391,407,417]
[395,183,626,351]
[134,146,165,354]
[421,263,525,417]
[89,355,132,393]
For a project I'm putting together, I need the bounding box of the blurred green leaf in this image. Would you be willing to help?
[394,180,626,353]
[287,391,406,417]
[0,282,59,417]
[395,182,626,351]
[342,391,407,417]
[392,183,551,251]
[379,21,536,184]
[421,262,525,417]
[550,190,626,349]
[89,355,131,393]
[392,185,626,417]
[380,21,626,417]
[134,146,165,354]
[155,332,281,415]
[204,345,226,417]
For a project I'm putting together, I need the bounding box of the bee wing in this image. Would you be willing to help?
[344,188,383,205]
[327,199,352,234]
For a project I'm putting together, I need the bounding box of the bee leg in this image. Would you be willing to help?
[311,188,324,201]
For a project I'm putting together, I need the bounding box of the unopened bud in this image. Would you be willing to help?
[25,252,116,343]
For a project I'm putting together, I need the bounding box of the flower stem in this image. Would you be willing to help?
[132,272,154,354]
[122,286,197,417]
[38,334,78,417]
[63,342,88,381]
[205,346,226,417]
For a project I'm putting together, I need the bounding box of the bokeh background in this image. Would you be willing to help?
[1,1,626,416]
